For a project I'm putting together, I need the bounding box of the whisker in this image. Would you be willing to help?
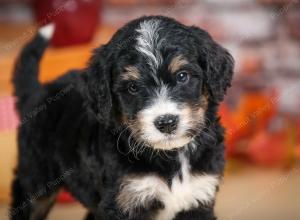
[116,124,133,155]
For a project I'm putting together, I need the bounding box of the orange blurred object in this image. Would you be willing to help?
[296,144,300,159]
[219,104,236,157]
[233,90,277,138]
[220,89,278,158]
[247,130,287,166]
[240,53,263,75]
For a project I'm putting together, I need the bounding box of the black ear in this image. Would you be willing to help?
[190,27,234,103]
[84,45,113,125]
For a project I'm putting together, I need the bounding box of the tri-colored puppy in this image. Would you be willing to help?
[11,16,234,220]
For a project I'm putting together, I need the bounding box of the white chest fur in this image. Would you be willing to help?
[117,153,219,220]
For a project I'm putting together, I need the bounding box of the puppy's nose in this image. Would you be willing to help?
[154,114,179,134]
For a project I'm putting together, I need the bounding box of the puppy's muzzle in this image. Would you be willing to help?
[154,114,179,134]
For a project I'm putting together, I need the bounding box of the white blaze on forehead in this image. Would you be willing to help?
[135,19,163,72]
[138,86,192,150]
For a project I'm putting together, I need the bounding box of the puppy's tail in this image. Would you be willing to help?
[12,23,55,111]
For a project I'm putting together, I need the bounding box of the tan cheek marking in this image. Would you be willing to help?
[168,55,189,74]
[122,115,129,124]
[196,107,205,125]
[125,117,142,141]
[200,95,209,110]
[189,95,208,127]
[122,66,140,80]
[181,105,192,126]
[197,96,208,123]
[189,106,204,127]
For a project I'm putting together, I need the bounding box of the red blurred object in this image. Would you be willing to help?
[296,144,300,159]
[33,0,101,46]
[219,104,236,157]
[57,190,75,203]
[247,131,287,166]
[0,96,19,131]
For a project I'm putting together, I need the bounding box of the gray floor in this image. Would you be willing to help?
[1,166,300,220]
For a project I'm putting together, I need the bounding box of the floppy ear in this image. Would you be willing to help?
[84,45,113,125]
[190,27,234,103]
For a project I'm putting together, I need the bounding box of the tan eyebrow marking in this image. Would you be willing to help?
[168,55,189,74]
[121,66,140,80]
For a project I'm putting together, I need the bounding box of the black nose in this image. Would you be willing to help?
[154,114,179,134]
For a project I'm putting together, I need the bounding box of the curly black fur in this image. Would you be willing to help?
[11,16,234,220]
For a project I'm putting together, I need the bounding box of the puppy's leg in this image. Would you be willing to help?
[173,208,216,220]
[84,212,95,220]
[29,193,57,220]
[10,178,31,220]
[10,178,58,220]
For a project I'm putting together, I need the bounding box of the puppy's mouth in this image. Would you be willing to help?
[147,135,193,150]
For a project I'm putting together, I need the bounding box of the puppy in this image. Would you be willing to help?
[11,16,234,220]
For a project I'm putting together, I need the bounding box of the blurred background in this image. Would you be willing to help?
[0,0,300,219]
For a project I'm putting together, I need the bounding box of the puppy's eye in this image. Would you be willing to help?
[128,82,139,94]
[176,71,189,83]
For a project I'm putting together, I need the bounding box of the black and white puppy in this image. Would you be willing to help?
[11,16,234,220]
